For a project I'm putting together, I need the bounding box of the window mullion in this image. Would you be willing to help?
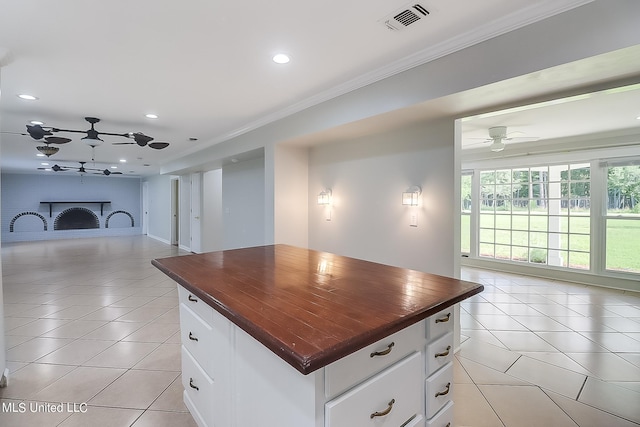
[590,160,606,274]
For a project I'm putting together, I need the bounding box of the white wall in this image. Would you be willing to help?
[309,119,455,277]
[202,169,223,252]
[145,174,172,243]
[222,157,265,249]
[273,144,309,247]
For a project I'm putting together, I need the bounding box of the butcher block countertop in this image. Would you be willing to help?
[152,244,483,374]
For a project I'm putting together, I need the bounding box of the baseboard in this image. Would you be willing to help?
[147,234,171,245]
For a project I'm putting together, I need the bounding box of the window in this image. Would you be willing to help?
[477,163,591,270]
[461,173,472,254]
[606,165,640,274]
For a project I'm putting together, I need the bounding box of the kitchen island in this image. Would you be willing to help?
[153,244,483,427]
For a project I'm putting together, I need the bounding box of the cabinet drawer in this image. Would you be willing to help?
[426,307,454,341]
[426,401,453,427]
[182,346,214,427]
[426,332,453,377]
[325,321,424,399]
[178,284,213,324]
[325,352,423,427]
[425,362,453,420]
[180,304,221,379]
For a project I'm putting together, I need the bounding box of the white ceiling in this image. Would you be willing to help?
[2,0,634,178]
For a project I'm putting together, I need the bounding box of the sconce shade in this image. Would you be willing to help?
[402,186,421,206]
[317,189,331,205]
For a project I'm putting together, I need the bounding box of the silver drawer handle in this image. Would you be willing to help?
[435,382,451,398]
[370,342,395,358]
[435,312,451,323]
[188,294,198,302]
[370,399,395,419]
[189,332,198,342]
[434,345,451,358]
[189,378,199,391]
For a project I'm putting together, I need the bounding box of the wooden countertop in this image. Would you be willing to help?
[152,245,483,374]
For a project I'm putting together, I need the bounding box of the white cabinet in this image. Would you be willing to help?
[177,284,456,427]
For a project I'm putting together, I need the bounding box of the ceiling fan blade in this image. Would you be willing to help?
[131,133,153,146]
[112,142,136,145]
[44,136,72,144]
[26,124,53,140]
[148,142,169,150]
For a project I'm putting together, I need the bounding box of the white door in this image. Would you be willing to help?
[171,178,179,246]
[190,172,202,253]
[142,181,149,235]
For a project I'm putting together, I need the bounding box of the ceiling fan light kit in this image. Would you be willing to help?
[36,145,60,157]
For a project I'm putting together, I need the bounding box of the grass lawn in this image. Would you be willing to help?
[461,213,640,273]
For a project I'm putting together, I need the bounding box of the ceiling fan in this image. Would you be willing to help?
[37,161,123,176]
[483,126,539,152]
[26,116,170,150]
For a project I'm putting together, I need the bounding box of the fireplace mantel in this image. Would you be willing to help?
[40,201,111,217]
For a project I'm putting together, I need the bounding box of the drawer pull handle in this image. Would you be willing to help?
[434,345,451,358]
[370,399,395,419]
[370,342,395,358]
[435,382,451,398]
[435,312,451,323]
[189,378,199,391]
[188,294,198,302]
[189,332,198,342]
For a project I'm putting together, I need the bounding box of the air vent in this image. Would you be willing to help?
[380,3,430,32]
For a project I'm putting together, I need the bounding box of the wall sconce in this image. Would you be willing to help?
[317,189,332,205]
[402,185,421,206]
[317,189,332,221]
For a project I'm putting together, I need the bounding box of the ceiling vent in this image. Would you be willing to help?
[380,3,430,32]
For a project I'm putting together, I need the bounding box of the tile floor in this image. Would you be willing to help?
[0,236,638,426]
[1,236,193,427]
[457,268,640,426]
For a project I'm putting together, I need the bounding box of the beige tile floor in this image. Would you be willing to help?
[0,236,638,426]
[457,267,640,427]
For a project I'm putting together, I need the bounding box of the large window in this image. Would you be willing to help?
[477,164,590,270]
[606,165,640,274]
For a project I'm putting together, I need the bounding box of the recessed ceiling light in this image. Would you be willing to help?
[272,53,290,64]
[119,159,127,163]
[145,113,158,119]
[30,120,44,125]
[36,153,46,157]
[111,166,118,169]
[41,162,49,166]
[18,94,38,100]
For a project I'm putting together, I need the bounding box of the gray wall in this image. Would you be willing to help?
[1,173,142,243]
[308,119,455,276]
[222,158,265,249]
[145,174,172,243]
